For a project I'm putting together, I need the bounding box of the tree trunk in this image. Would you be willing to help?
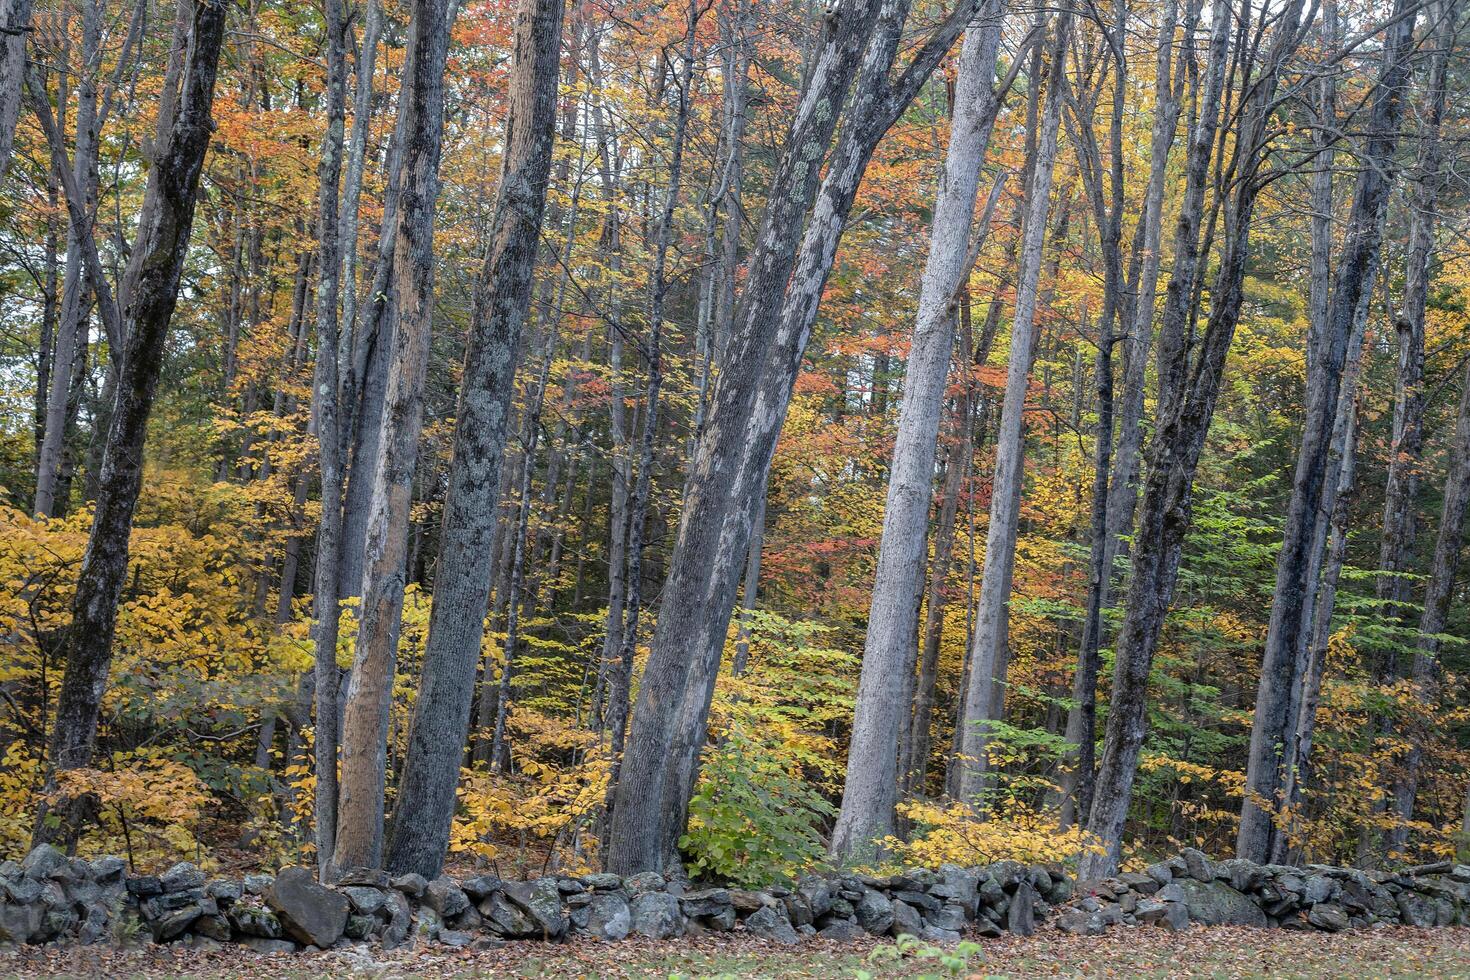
[606,0,982,875]
[831,3,1006,858]
[0,0,33,179]
[333,0,453,875]
[1238,0,1416,864]
[954,8,1071,804]
[34,0,227,845]
[1080,0,1311,878]
[382,0,563,878]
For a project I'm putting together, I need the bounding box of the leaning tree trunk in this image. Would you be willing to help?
[831,1,1006,860]
[34,0,228,845]
[606,0,983,875]
[1238,0,1416,864]
[333,0,453,875]
[953,8,1070,805]
[382,0,563,879]
[1078,0,1294,878]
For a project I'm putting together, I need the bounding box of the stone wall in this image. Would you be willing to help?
[1,843,1466,952]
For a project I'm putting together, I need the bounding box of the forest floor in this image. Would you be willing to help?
[3,926,1468,978]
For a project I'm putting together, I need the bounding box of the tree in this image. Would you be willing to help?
[333,0,454,875]
[831,0,1007,859]
[34,0,230,845]
[1238,0,1418,864]
[384,0,566,879]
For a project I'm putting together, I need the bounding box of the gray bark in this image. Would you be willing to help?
[954,8,1071,804]
[1238,0,1416,863]
[831,3,1006,858]
[0,0,32,179]
[382,0,564,878]
[333,0,453,875]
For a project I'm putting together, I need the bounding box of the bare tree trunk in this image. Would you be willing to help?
[382,0,563,878]
[1080,0,1311,878]
[33,0,227,846]
[954,8,1070,804]
[309,0,350,881]
[333,0,453,875]
[1238,0,1416,863]
[0,0,33,179]
[606,0,982,875]
[831,2,1006,857]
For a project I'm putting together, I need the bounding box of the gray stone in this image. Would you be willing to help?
[681,887,731,918]
[891,889,940,912]
[1156,882,1185,903]
[424,876,470,919]
[1135,898,1168,923]
[266,866,349,948]
[439,929,473,947]
[1215,859,1263,894]
[923,903,968,932]
[581,873,622,890]
[624,871,667,895]
[239,936,297,954]
[3,877,41,904]
[193,914,232,941]
[150,904,203,941]
[206,879,242,904]
[90,857,126,884]
[1308,904,1349,932]
[482,893,536,937]
[745,904,798,944]
[585,892,631,940]
[0,902,43,944]
[783,893,813,927]
[1007,881,1037,936]
[344,913,376,940]
[243,874,273,895]
[630,891,683,939]
[891,899,923,938]
[1180,848,1214,883]
[1056,908,1104,936]
[1159,900,1190,931]
[798,877,834,919]
[1303,874,1336,905]
[229,906,284,938]
[336,867,389,888]
[978,873,1005,907]
[730,889,776,912]
[503,879,568,938]
[462,875,500,901]
[390,872,428,897]
[922,926,963,943]
[343,886,386,915]
[1396,890,1437,928]
[21,845,67,879]
[819,919,865,941]
[160,862,206,893]
[1174,879,1267,928]
[855,888,893,935]
[382,891,412,948]
[1144,862,1173,886]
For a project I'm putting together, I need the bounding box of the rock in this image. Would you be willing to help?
[1144,862,1174,886]
[745,904,799,944]
[1303,874,1336,905]
[891,889,940,912]
[630,891,683,939]
[229,906,284,938]
[243,874,273,895]
[555,877,586,895]
[818,919,865,941]
[0,902,43,944]
[21,845,67,880]
[1159,900,1190,931]
[439,929,473,948]
[1174,879,1267,928]
[336,867,389,888]
[1308,904,1349,932]
[482,893,536,937]
[266,866,349,948]
[935,865,980,916]
[1396,890,1437,928]
[160,863,207,893]
[855,889,893,936]
[681,888,731,918]
[1135,898,1168,923]
[973,916,1003,938]
[462,875,500,901]
[206,879,242,905]
[1007,881,1037,936]
[923,903,968,933]
[150,904,203,941]
[502,879,568,938]
[624,871,666,895]
[90,857,126,884]
[1056,908,1104,936]
[390,872,427,897]
[343,886,386,915]
[1180,848,1214,883]
[344,914,376,940]
[423,876,470,919]
[798,877,834,919]
[239,936,297,954]
[730,889,775,912]
[382,891,412,949]
[3,877,41,904]
[1215,859,1263,894]
[585,893,631,940]
[414,907,442,942]
[581,873,622,890]
[783,893,813,927]
[194,914,232,941]
[891,899,923,938]
[978,873,1005,907]
[1155,882,1185,903]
